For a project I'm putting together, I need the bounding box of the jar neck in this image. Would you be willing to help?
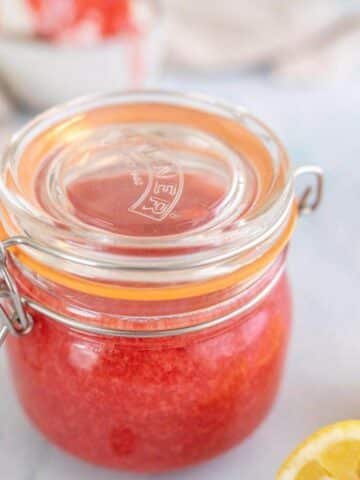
[11,248,288,336]
[2,203,296,308]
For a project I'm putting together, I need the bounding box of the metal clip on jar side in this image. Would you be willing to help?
[295,165,324,216]
[0,166,323,347]
[0,243,33,347]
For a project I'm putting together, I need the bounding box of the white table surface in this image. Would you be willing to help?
[1,73,359,479]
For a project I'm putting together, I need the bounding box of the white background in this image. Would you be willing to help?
[1,72,359,479]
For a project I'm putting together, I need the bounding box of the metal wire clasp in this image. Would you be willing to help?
[0,164,323,347]
[295,165,324,215]
[0,243,33,348]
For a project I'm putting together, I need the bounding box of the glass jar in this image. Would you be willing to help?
[0,91,323,473]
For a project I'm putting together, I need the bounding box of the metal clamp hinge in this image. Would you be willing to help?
[295,165,324,215]
[0,243,33,348]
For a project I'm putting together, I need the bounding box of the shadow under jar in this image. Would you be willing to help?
[0,91,322,472]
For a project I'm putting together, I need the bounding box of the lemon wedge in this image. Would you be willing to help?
[276,421,360,480]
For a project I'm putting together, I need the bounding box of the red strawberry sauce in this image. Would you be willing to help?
[6,169,292,472]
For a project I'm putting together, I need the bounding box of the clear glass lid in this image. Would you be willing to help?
[0,91,294,285]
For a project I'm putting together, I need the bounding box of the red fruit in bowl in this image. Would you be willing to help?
[27,0,133,42]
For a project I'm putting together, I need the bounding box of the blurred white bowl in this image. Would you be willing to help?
[0,0,165,111]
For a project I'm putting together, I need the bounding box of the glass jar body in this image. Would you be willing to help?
[5,258,292,472]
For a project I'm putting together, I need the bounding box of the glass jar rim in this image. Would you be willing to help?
[0,90,295,290]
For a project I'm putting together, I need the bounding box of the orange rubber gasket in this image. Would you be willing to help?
[0,205,297,301]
